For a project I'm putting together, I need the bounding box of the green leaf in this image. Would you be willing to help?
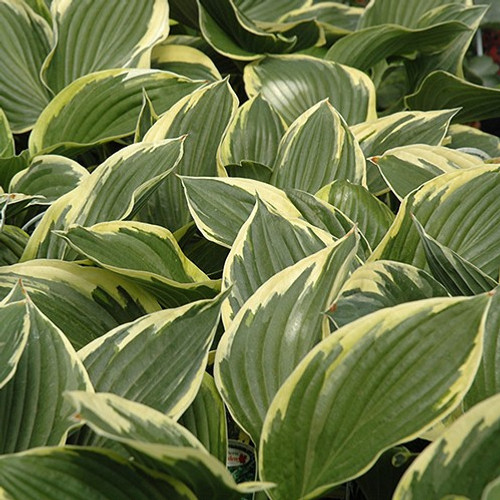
[41,0,170,93]
[328,260,448,328]
[0,298,92,453]
[373,144,482,199]
[140,79,238,231]
[79,295,224,419]
[178,373,228,463]
[316,180,394,250]
[0,109,14,158]
[234,0,310,23]
[216,233,359,444]
[358,0,467,29]
[56,221,220,309]
[325,21,469,72]
[221,197,336,325]
[0,283,29,389]
[414,217,498,296]
[23,138,184,260]
[151,44,222,82]
[0,225,29,266]
[0,260,161,350]
[352,109,459,195]
[244,55,377,126]
[29,69,204,156]
[182,176,302,247]
[465,290,500,411]
[225,161,273,183]
[406,71,500,123]
[0,152,30,191]
[446,124,500,158]
[9,154,89,203]
[271,100,366,192]
[0,446,196,500]
[0,0,51,132]
[393,393,500,500]
[260,293,491,500]
[219,94,285,170]
[371,165,500,279]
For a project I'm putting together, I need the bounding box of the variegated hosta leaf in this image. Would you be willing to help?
[373,144,482,199]
[358,0,465,28]
[79,295,224,419]
[198,0,318,60]
[140,79,238,231]
[328,260,448,329]
[271,100,366,192]
[0,283,29,389]
[0,152,30,191]
[134,89,159,143]
[67,391,257,500]
[414,217,498,296]
[260,294,491,500]
[218,94,285,171]
[9,154,89,203]
[41,0,170,94]
[57,221,219,308]
[216,232,359,444]
[23,138,184,261]
[0,260,161,350]
[0,447,196,500]
[244,55,377,126]
[326,21,469,72]
[465,290,500,411]
[178,373,228,463]
[0,225,29,266]
[182,176,302,247]
[221,197,336,325]
[23,0,51,21]
[0,0,51,133]
[371,165,500,279]
[352,109,458,195]
[0,108,14,158]
[151,44,222,82]
[316,180,394,250]
[446,124,500,158]
[406,71,500,123]
[0,298,93,453]
[394,394,500,500]
[29,69,204,156]
[67,391,202,448]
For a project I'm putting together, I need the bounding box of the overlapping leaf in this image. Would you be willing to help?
[373,144,482,199]
[394,394,500,500]
[0,296,92,453]
[271,100,366,192]
[216,233,359,444]
[244,55,377,125]
[0,109,14,158]
[221,198,336,325]
[23,138,184,260]
[327,260,448,328]
[260,294,490,500]
[79,295,224,419]
[57,221,219,308]
[218,94,285,170]
[0,225,29,266]
[140,79,238,231]
[371,165,500,279]
[0,260,161,349]
[29,69,204,156]
[446,124,500,158]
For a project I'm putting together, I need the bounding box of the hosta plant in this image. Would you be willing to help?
[1,0,500,499]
